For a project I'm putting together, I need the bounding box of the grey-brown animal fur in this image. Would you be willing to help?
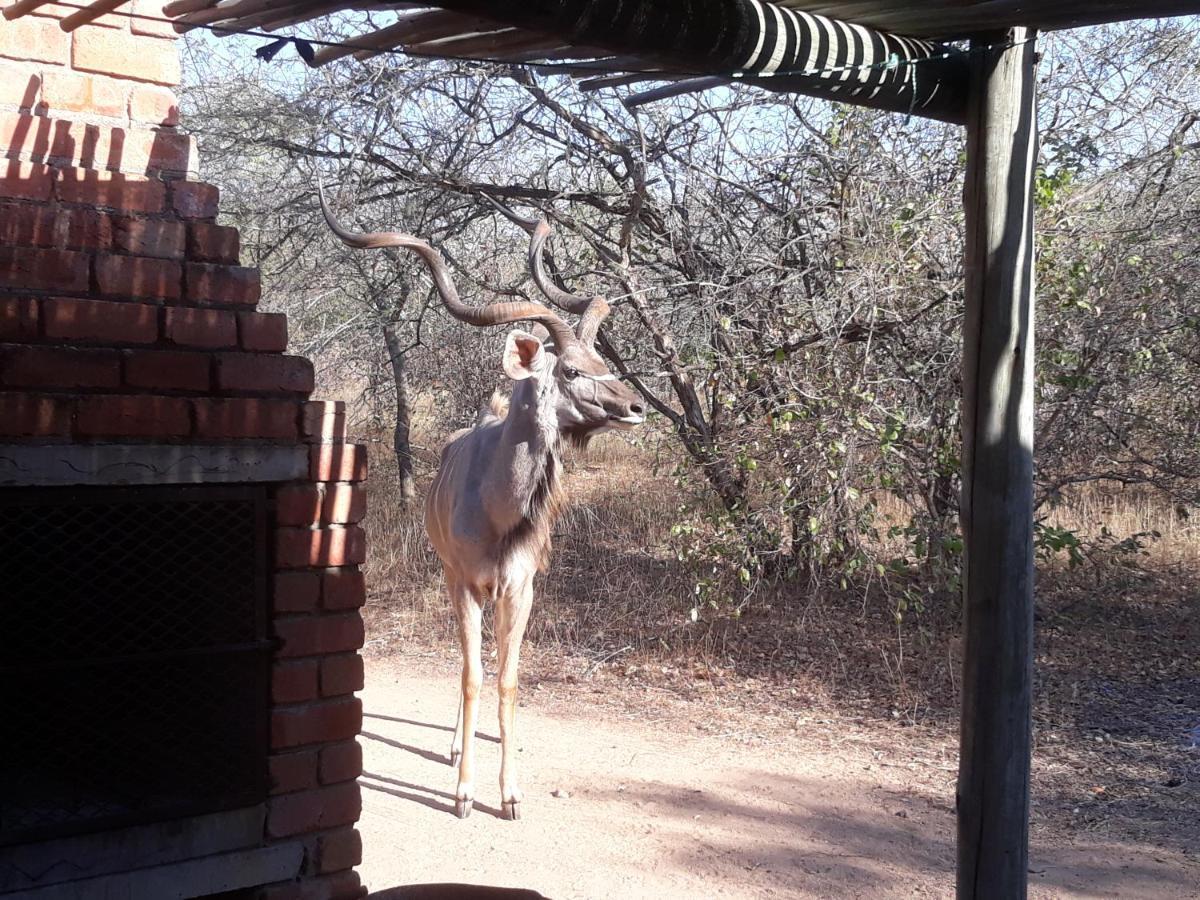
[318,186,644,820]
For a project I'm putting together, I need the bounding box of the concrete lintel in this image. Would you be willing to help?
[0,806,267,893]
[0,444,308,486]
[3,841,303,899]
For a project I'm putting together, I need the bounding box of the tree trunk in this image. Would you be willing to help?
[382,321,416,505]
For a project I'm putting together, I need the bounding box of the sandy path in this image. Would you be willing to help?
[356,657,1197,899]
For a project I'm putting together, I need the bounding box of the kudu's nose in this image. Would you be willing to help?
[630,401,645,417]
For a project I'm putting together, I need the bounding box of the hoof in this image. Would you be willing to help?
[501,800,521,821]
[449,750,461,767]
[455,797,473,819]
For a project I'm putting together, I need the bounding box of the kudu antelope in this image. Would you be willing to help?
[319,187,644,820]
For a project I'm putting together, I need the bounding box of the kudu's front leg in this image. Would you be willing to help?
[495,575,534,820]
[450,582,483,819]
[449,691,464,769]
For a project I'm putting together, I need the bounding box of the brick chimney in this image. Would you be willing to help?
[0,5,367,899]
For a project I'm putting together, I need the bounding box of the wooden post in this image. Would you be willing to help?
[957,26,1038,899]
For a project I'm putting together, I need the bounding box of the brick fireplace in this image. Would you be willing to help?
[0,5,367,899]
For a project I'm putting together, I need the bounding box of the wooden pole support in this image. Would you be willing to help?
[957,26,1038,900]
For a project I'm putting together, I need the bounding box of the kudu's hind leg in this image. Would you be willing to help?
[450,580,484,819]
[495,575,534,820]
[447,571,465,767]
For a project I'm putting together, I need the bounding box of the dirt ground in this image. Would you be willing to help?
[355,655,1198,899]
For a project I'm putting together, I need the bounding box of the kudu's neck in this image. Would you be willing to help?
[503,374,560,452]
[481,373,563,535]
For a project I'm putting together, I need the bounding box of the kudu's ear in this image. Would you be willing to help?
[502,330,546,381]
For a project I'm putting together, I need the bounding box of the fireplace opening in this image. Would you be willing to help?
[0,485,271,847]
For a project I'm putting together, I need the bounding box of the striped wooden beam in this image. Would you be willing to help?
[419,0,968,122]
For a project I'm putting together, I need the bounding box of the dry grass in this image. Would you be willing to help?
[359,428,1197,695]
[1028,496,1199,852]
[1044,487,1199,566]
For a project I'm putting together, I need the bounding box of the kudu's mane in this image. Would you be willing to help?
[476,390,509,426]
[480,384,568,573]
[497,439,566,574]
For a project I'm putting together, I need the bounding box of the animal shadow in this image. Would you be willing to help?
[368,885,551,899]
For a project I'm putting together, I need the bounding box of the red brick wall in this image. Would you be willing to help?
[0,6,366,899]
[262,403,367,900]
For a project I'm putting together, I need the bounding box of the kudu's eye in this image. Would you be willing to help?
[562,366,579,380]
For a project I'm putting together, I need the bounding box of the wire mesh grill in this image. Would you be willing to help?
[0,485,270,846]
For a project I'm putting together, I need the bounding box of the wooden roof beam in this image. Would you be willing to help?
[418,0,969,122]
[306,11,524,66]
